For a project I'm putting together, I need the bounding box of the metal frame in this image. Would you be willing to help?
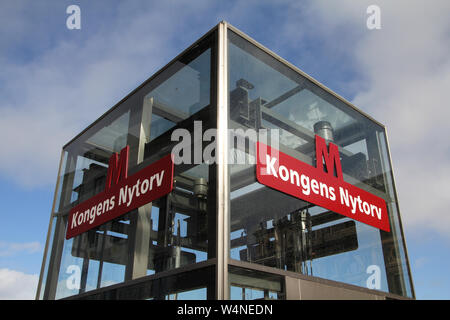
[42,152,78,299]
[216,21,229,300]
[37,21,414,300]
[383,129,416,298]
[35,149,65,299]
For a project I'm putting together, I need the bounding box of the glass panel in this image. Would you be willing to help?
[134,32,216,278]
[54,151,68,210]
[229,266,284,300]
[39,30,216,300]
[99,218,128,288]
[49,104,132,299]
[141,164,211,276]
[37,216,57,300]
[150,114,176,142]
[166,288,207,300]
[377,131,414,296]
[144,45,211,143]
[75,266,214,300]
[149,49,210,115]
[55,236,83,299]
[228,30,413,298]
[63,111,130,208]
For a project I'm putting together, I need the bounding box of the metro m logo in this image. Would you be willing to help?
[105,146,129,191]
[315,135,343,180]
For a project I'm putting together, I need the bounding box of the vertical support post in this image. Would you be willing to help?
[43,152,77,299]
[376,129,414,297]
[36,149,65,299]
[125,96,154,280]
[216,21,229,300]
[367,129,408,296]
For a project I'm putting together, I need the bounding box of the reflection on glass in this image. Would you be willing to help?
[40,31,215,300]
[144,48,211,143]
[146,164,210,275]
[38,216,58,300]
[150,114,176,141]
[101,262,125,288]
[52,108,132,299]
[55,237,83,299]
[166,288,207,300]
[230,286,278,300]
[229,267,284,300]
[74,266,214,300]
[150,49,210,115]
[228,30,413,297]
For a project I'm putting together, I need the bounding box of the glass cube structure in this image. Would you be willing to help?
[36,22,414,300]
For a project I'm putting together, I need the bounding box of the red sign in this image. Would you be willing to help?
[256,136,390,232]
[66,148,174,239]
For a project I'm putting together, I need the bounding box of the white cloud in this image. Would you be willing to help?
[0,1,214,187]
[0,268,38,300]
[0,241,41,257]
[303,0,450,236]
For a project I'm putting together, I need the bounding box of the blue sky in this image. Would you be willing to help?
[1,0,450,299]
